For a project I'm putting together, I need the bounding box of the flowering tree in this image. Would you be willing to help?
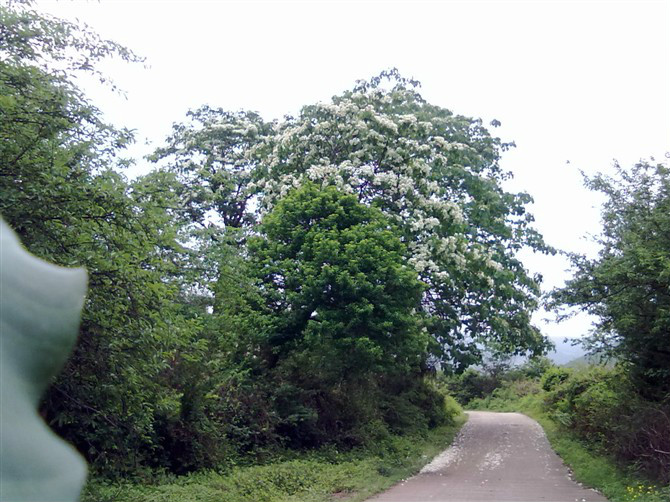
[150,106,273,228]
[154,69,551,370]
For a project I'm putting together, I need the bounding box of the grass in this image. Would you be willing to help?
[81,415,466,502]
[469,391,670,502]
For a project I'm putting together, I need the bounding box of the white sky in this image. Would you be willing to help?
[36,0,670,341]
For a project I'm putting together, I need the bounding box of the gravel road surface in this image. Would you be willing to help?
[368,411,608,502]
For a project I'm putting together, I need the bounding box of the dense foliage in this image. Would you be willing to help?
[550,161,670,400]
[1,0,197,473]
[542,367,669,483]
[80,420,465,502]
[249,184,446,446]
[154,70,552,370]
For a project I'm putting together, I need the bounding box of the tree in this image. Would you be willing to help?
[1,0,139,244]
[0,1,201,473]
[155,69,551,370]
[550,160,670,400]
[149,107,274,227]
[251,183,427,374]
[0,0,150,275]
[249,183,436,444]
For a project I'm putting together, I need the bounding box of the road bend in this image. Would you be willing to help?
[368,411,608,502]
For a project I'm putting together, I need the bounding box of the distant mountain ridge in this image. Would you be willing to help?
[563,353,615,368]
[546,335,587,366]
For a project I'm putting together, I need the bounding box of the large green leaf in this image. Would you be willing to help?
[1,218,88,502]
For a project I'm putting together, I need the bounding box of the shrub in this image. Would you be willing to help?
[443,395,463,423]
[443,369,501,406]
[543,367,670,483]
[540,366,572,392]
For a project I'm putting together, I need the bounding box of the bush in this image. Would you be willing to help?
[541,366,572,392]
[546,367,670,483]
[380,377,458,435]
[442,369,500,406]
[81,420,466,502]
[443,395,463,422]
[467,381,541,411]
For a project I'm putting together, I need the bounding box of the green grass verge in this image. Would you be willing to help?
[468,393,669,502]
[81,415,466,502]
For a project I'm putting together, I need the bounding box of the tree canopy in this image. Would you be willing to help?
[250,182,427,376]
[154,69,552,371]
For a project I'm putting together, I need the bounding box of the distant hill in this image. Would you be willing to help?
[563,353,615,369]
[563,354,591,368]
[546,336,587,365]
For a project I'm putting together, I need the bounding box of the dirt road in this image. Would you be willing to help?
[368,411,608,502]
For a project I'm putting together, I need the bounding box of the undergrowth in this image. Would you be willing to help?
[81,414,466,502]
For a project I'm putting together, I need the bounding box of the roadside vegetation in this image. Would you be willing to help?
[81,413,465,502]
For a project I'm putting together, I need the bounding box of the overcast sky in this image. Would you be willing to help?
[37,0,670,341]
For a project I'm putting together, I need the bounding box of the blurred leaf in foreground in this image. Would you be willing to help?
[1,217,88,502]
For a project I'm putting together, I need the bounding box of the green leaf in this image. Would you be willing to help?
[1,217,87,502]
